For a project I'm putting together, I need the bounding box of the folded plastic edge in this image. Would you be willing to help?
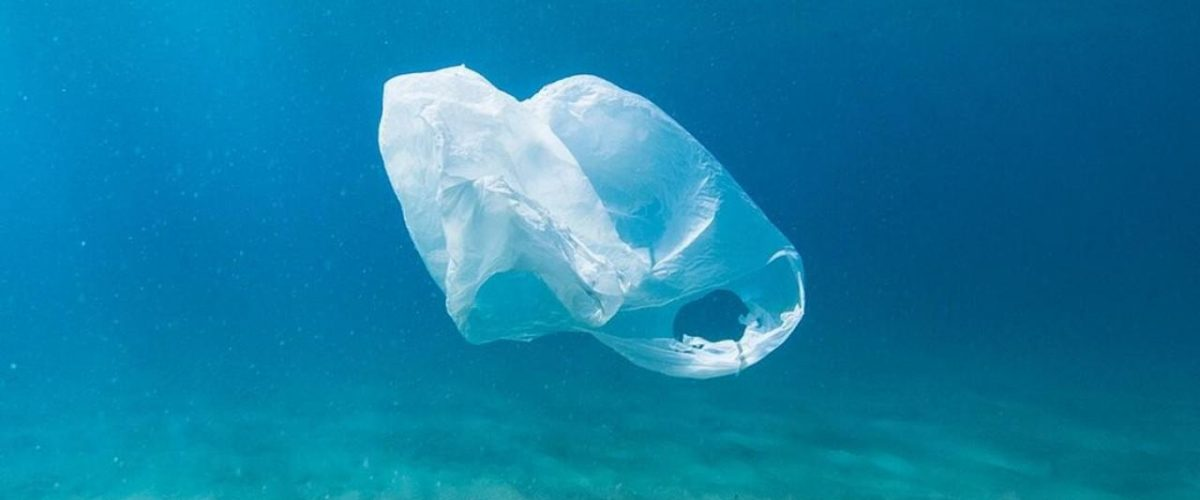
[589,249,805,379]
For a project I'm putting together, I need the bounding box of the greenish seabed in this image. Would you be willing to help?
[1,349,1197,500]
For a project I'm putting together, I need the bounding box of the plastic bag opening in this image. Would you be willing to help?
[673,289,749,343]
[590,249,804,379]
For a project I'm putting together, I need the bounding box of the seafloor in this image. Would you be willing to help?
[2,332,1196,500]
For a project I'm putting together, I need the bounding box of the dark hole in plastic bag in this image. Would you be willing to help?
[673,289,749,343]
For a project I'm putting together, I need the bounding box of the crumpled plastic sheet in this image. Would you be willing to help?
[378,66,804,378]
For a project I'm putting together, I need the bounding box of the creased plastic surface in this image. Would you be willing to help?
[379,66,804,378]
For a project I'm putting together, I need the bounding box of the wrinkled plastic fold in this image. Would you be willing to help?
[379,66,804,378]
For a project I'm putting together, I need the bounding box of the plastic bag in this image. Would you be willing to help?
[378,66,804,378]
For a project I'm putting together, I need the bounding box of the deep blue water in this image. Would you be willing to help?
[2,1,1199,498]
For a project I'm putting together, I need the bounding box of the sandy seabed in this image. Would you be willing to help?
[2,342,1198,500]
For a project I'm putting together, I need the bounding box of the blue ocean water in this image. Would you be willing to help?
[2,1,1198,498]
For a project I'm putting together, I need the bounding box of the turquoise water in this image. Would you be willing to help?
[3,1,1199,498]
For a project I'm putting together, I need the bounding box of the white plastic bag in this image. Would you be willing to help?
[379,66,804,378]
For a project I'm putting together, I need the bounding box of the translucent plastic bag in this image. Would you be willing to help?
[378,66,804,378]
